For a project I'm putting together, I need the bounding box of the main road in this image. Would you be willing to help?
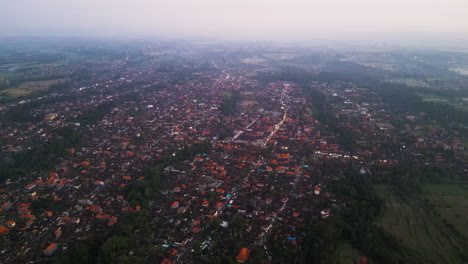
[263,84,289,147]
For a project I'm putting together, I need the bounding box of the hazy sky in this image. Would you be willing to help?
[2,0,468,43]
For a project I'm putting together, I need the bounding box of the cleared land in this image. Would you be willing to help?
[262,53,300,61]
[376,122,395,130]
[241,100,258,107]
[375,184,466,264]
[242,58,267,64]
[0,79,65,98]
[390,78,429,87]
[450,68,468,75]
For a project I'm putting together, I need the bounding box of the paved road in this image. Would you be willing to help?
[263,85,288,147]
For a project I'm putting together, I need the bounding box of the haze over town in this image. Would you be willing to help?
[1,1,468,264]
[2,0,468,48]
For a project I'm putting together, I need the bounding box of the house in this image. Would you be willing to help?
[44,211,53,217]
[96,214,110,220]
[44,243,58,255]
[18,207,32,215]
[161,258,172,264]
[0,225,10,235]
[1,202,11,211]
[5,221,16,228]
[108,217,118,226]
[235,248,251,263]
[321,209,330,219]
[314,186,321,195]
[44,113,58,121]
[55,229,62,239]
[359,167,367,175]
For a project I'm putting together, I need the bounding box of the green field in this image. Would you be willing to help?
[416,92,449,102]
[335,242,368,264]
[416,92,468,111]
[375,184,466,264]
[0,79,65,98]
[0,72,14,81]
[422,184,468,239]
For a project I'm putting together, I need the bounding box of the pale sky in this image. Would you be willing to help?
[1,0,467,43]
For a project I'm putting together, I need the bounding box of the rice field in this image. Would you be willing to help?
[422,184,468,239]
[375,184,466,264]
[0,79,65,98]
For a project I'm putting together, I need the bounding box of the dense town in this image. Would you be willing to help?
[0,44,467,264]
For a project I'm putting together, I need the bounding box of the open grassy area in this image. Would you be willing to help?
[390,78,429,87]
[241,100,258,107]
[0,72,13,81]
[375,184,466,264]
[262,53,300,61]
[335,241,368,264]
[416,92,468,112]
[422,184,468,239]
[376,122,395,130]
[416,92,450,103]
[0,79,65,98]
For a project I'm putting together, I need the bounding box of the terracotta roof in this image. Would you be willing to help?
[235,248,251,263]
[0,225,10,234]
[44,243,57,252]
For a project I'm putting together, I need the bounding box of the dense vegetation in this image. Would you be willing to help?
[298,171,406,264]
[0,126,82,181]
[220,90,242,116]
[295,163,468,264]
[303,86,357,151]
[368,82,468,126]
[55,210,156,264]
[256,65,468,128]
[78,102,116,125]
